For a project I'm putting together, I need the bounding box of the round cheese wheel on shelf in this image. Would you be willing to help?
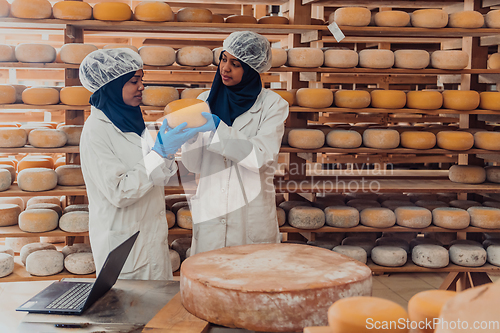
[370,90,406,109]
[326,130,362,148]
[27,196,60,207]
[164,98,209,128]
[431,50,469,70]
[26,250,64,276]
[371,246,407,267]
[181,243,372,331]
[287,47,323,67]
[29,129,67,148]
[19,209,59,233]
[54,157,65,169]
[485,9,500,28]
[0,44,16,62]
[358,49,394,69]
[212,47,223,65]
[0,85,16,104]
[332,7,371,26]
[171,237,191,262]
[448,11,484,28]
[11,0,51,19]
[258,15,289,24]
[412,244,449,268]
[61,243,91,258]
[288,206,325,229]
[287,129,325,149]
[0,0,9,17]
[406,91,443,109]
[0,165,15,182]
[324,49,358,68]
[64,252,95,274]
[180,88,209,100]
[134,1,173,22]
[436,131,474,150]
[20,242,56,266]
[0,204,21,227]
[26,203,62,217]
[56,165,84,186]
[22,87,59,105]
[0,253,14,278]
[0,245,14,257]
[400,131,436,149]
[0,198,23,211]
[176,8,212,23]
[271,48,287,67]
[139,46,175,66]
[374,10,410,27]
[432,207,470,229]
[0,128,27,148]
[332,245,366,263]
[325,206,359,228]
[411,9,448,28]
[17,168,58,192]
[394,49,430,69]
[165,194,189,209]
[488,53,500,69]
[335,90,370,108]
[474,131,500,150]
[270,90,294,106]
[18,158,53,172]
[177,207,192,229]
[59,43,97,65]
[363,129,400,149]
[225,15,257,24]
[165,210,175,228]
[360,207,396,228]
[408,290,456,333]
[52,1,92,20]
[211,14,224,23]
[15,44,56,63]
[170,249,181,272]
[487,245,500,266]
[449,244,487,266]
[485,166,500,183]
[479,91,500,110]
[142,86,179,106]
[176,46,213,67]
[5,237,39,253]
[60,86,92,106]
[442,90,480,110]
[341,237,375,257]
[93,2,131,21]
[468,206,500,229]
[449,165,486,184]
[59,125,82,146]
[296,88,333,108]
[376,237,410,253]
[63,204,88,214]
[276,207,286,227]
[59,211,89,232]
[395,206,432,228]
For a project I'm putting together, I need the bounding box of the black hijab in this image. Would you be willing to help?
[206,51,262,126]
[89,71,145,136]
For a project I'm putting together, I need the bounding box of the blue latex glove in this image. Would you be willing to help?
[191,112,220,133]
[152,119,199,158]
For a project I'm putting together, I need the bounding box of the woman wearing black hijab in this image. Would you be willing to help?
[181,31,290,255]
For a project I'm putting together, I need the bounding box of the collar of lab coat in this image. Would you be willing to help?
[232,88,265,131]
[91,106,142,148]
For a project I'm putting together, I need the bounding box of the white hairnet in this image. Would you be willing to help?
[79,48,143,93]
[223,31,272,73]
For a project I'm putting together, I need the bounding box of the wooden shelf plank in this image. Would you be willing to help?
[0,146,80,154]
[280,145,498,155]
[289,106,500,115]
[0,184,87,197]
[0,225,88,238]
[303,0,462,7]
[279,224,500,234]
[367,260,500,273]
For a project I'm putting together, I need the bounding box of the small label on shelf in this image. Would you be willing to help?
[44,111,51,122]
[8,68,16,83]
[328,22,345,42]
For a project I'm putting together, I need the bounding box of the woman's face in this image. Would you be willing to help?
[122,70,144,106]
[220,52,244,86]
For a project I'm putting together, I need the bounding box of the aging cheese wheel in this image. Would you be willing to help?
[371,246,407,267]
[169,249,180,272]
[64,252,95,275]
[0,45,16,62]
[177,207,192,229]
[59,211,89,232]
[449,11,484,28]
[326,130,362,148]
[11,0,51,19]
[54,157,65,169]
[479,91,500,110]
[0,245,14,257]
[93,2,131,21]
[474,131,500,150]
[139,46,175,66]
[468,206,500,229]
[212,47,223,65]
[27,203,62,217]
[449,244,487,267]
[279,201,312,214]
[27,196,60,207]
[165,194,189,209]
[341,237,376,257]
[287,48,323,67]
[102,44,138,53]
[56,165,84,186]
[411,9,448,28]
[134,1,174,22]
[449,200,481,210]
[270,90,294,106]
[370,90,406,109]
[487,245,500,266]
[332,245,367,263]
[5,237,39,253]
[485,9,500,28]
[15,44,56,63]
[19,209,59,233]
[171,238,191,262]
[288,206,325,229]
[17,168,58,192]
[400,131,436,149]
[0,128,27,148]
[324,49,358,68]
[258,15,289,24]
[394,49,430,69]
[360,207,396,228]
[63,204,88,214]
[20,242,56,265]
[176,46,213,67]
[0,253,14,278]
[486,166,500,183]
[0,165,15,183]
[296,88,333,108]
[59,125,82,146]
[408,290,456,333]
[363,129,400,149]
[0,197,24,211]
[374,10,410,27]
[26,250,64,276]
[437,131,474,150]
[164,98,209,128]
[0,0,9,18]
[287,129,325,149]
[0,204,21,227]
[432,207,470,229]
[488,53,500,69]
[0,85,16,104]
[29,129,67,148]
[395,206,432,228]
[143,86,179,107]
[406,91,442,109]
[225,15,257,24]
[271,48,287,67]
[52,1,92,20]
[18,157,53,172]
[332,7,371,26]
[442,90,480,110]
[176,8,212,23]
[181,88,209,100]
[61,243,91,258]
[358,49,394,69]
[431,51,469,70]
[412,244,449,268]
[335,90,370,108]
[181,244,372,332]
[449,165,485,184]
[60,86,92,106]
[165,210,175,228]
[22,87,59,105]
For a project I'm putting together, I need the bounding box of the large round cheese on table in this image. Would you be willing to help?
[134,1,173,22]
[394,49,430,69]
[17,168,58,192]
[363,129,400,148]
[0,253,14,278]
[225,15,257,24]
[324,49,358,68]
[270,90,294,106]
[370,90,406,109]
[20,242,56,265]
[486,9,500,28]
[449,165,485,183]
[437,131,474,150]
[406,91,442,109]
[474,131,500,150]
[22,87,59,105]
[176,46,213,66]
[359,49,394,69]
[0,128,27,148]
[288,206,325,229]
[0,45,16,62]
[142,86,179,106]
[442,90,479,110]
[468,206,500,229]
[164,98,210,128]
[181,88,209,100]
[287,48,323,67]
[0,0,9,17]
[0,85,16,104]
[326,130,362,148]
[53,1,92,20]
[176,8,212,23]
[371,246,407,267]
[258,15,289,24]
[288,129,325,149]
[93,2,131,21]
[181,243,372,332]
[486,166,500,183]
[18,209,59,233]
[412,244,449,268]
[60,125,82,146]
[296,88,333,108]
[431,50,469,70]
[400,131,436,149]
[432,207,470,229]
[332,7,371,26]
[139,46,175,66]
[0,204,21,227]
[411,9,448,28]
[335,90,370,108]
[374,10,410,27]
[26,250,64,276]
[64,252,95,275]
[11,0,51,19]
[56,165,84,186]
[27,196,60,208]
[16,43,56,63]
[18,157,53,171]
[58,43,97,64]
[479,91,500,110]
[395,206,432,228]
[29,129,67,147]
[408,290,456,333]
[60,86,92,106]
[59,211,89,232]
[271,48,287,67]
[360,207,396,228]
[449,11,484,28]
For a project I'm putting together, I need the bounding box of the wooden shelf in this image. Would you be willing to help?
[168,227,193,235]
[0,225,88,238]
[302,0,463,7]
[0,184,86,197]
[280,224,500,234]
[0,145,79,154]
[367,260,500,274]
[289,106,500,115]
[280,145,498,155]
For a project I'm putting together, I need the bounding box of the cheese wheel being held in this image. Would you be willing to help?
[58,44,97,65]
[164,99,210,128]
[370,90,406,109]
[359,49,394,69]
[406,91,443,109]
[394,50,430,69]
[52,1,92,20]
[296,88,333,108]
[431,51,468,70]
[335,90,370,108]
[448,11,484,28]
[0,128,27,148]
[332,7,371,26]
[142,86,179,107]
[15,44,56,63]
[18,168,58,192]
[411,9,448,28]
[400,131,436,149]
[288,129,325,149]
[11,0,52,19]
[134,1,174,22]
[287,48,323,68]
[93,2,131,21]
[139,46,175,66]
[60,86,92,106]
[22,87,59,105]
[436,131,473,150]
[374,10,410,27]
[176,46,213,67]
[176,8,212,23]
[448,165,486,184]
[29,129,67,148]
[442,90,479,110]
[324,49,358,68]
[56,165,84,186]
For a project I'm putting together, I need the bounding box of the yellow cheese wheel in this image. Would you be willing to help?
[359,49,394,69]
[360,207,396,227]
[52,1,92,20]
[370,90,406,109]
[19,209,59,233]
[211,14,224,23]
[406,91,443,109]
[394,206,432,228]
[142,86,179,107]
[58,43,97,64]
[335,90,370,108]
[411,9,448,28]
[474,131,500,150]
[488,53,500,69]
[271,48,287,67]
[0,204,21,227]
[436,131,474,150]
[176,46,213,67]
[296,88,333,108]
[271,90,294,106]
[180,88,209,99]
[93,2,131,21]
[324,49,358,68]
[176,8,212,23]
[0,85,16,104]
[400,131,436,149]
[431,50,469,70]
[11,0,52,19]
[287,48,324,67]
[468,206,500,229]
[17,168,58,192]
[134,1,174,22]
[408,290,456,333]
[164,98,210,128]
[177,207,192,229]
[332,7,371,26]
[27,196,61,207]
[225,15,257,24]
[486,9,500,28]
[0,128,27,148]
[258,15,289,24]
[102,44,138,53]
[363,129,400,149]
[449,165,486,184]
[22,87,59,105]
[448,11,484,28]
[288,129,325,149]
[0,0,9,17]
[212,47,223,66]
[479,91,500,110]
[0,44,16,62]
[326,130,362,148]
[28,129,67,148]
[442,90,479,110]
[374,10,410,27]
[15,43,56,63]
[432,207,470,229]
[59,86,92,106]
[18,158,53,172]
[139,46,175,66]
[56,165,84,186]
[394,50,430,69]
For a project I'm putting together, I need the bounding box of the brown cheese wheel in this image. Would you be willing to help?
[56,165,84,186]
[258,16,289,24]
[374,10,410,27]
[332,7,371,26]
[176,8,212,23]
[225,15,257,24]
[134,1,174,22]
[448,11,484,28]
[448,165,486,184]
[411,9,448,28]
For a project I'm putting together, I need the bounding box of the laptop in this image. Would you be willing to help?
[16,231,139,315]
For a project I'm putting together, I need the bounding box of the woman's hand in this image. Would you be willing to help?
[152,119,200,158]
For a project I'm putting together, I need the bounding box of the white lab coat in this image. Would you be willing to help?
[181,89,289,254]
[80,106,175,280]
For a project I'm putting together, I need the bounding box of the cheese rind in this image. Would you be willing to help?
[411,9,448,28]
[93,2,132,21]
[360,207,397,228]
[22,87,59,105]
[374,10,410,27]
[479,91,500,110]
[0,204,21,227]
[0,253,14,278]
[408,290,456,333]
[326,130,362,148]
[436,131,474,150]
[358,49,394,69]
[59,211,89,232]
[11,0,52,19]
[370,90,406,109]
[258,16,289,24]
[412,244,449,268]
[288,129,325,149]
[20,242,56,265]
[449,244,487,267]
[271,48,287,67]
[0,0,9,18]
[64,252,96,274]
[431,51,469,70]
[332,7,371,26]
[56,165,84,186]
[394,49,430,69]
[60,86,92,106]
[485,166,500,183]
[53,1,92,20]
[400,131,436,149]
[448,11,484,28]
[296,88,333,108]
[164,98,209,128]
[362,129,400,149]
[332,245,367,263]
[225,15,257,24]
[432,207,470,229]
[485,9,500,28]
[26,250,64,276]
[468,206,500,229]
[442,90,480,110]
[0,85,16,104]
[134,1,174,22]
[18,209,59,233]
[0,128,27,148]
[287,48,324,68]
[28,129,67,148]
[324,49,358,68]
[176,46,213,67]
[139,46,175,66]
[60,125,82,146]
[335,90,371,108]
[177,207,193,230]
[448,165,485,184]
[288,206,325,229]
[395,206,432,228]
[15,43,56,63]
[474,131,500,150]
[176,8,212,23]
[17,168,58,192]
[406,91,443,109]
[371,246,407,267]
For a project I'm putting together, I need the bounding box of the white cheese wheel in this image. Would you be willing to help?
[371,246,407,267]
[332,245,367,264]
[15,43,56,63]
[431,50,469,70]
[406,91,442,109]
[29,129,67,148]
[181,244,372,332]
[487,245,500,266]
[326,130,362,148]
[412,244,449,268]
[20,242,56,265]
[17,168,57,192]
[288,129,325,149]
[271,48,287,67]
[26,249,64,276]
[442,90,479,111]
[0,204,21,227]
[296,88,333,108]
[374,10,410,27]
[334,90,370,108]
[56,165,84,186]
[394,49,430,69]
[323,49,358,68]
[26,203,62,217]
[341,237,376,256]
[59,211,89,232]
[59,86,92,106]
[360,207,396,228]
[52,1,92,20]
[176,7,212,23]
[411,9,448,28]
[0,245,14,257]
[0,128,27,148]
[26,196,60,207]
[93,2,132,21]
[171,237,191,262]
[370,90,406,109]
[225,15,257,24]
[358,49,394,69]
[59,125,82,146]
[437,131,474,150]
[480,91,500,110]
[287,48,324,67]
[375,237,410,253]
[0,44,16,62]
[449,11,484,28]
[400,131,436,149]
[270,90,294,106]
[0,253,14,278]
[58,43,97,65]
[18,209,58,233]
[486,166,500,183]
[468,206,500,229]
[5,237,39,252]
[11,0,51,19]
[22,87,59,105]
[449,165,485,184]
[0,85,16,104]
[485,9,500,28]
[432,207,470,229]
[258,15,289,24]
[332,7,371,26]
[449,200,481,210]
[61,243,91,258]
[288,206,325,229]
[473,131,500,150]
[64,252,95,274]
[0,0,9,18]
[176,46,213,67]
[139,46,175,66]
[395,206,432,228]
[170,249,180,272]
[177,207,192,229]
[449,244,486,267]
[212,47,223,65]
[134,1,174,22]
[362,129,399,149]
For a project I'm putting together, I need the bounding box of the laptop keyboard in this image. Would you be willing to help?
[46,283,93,310]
